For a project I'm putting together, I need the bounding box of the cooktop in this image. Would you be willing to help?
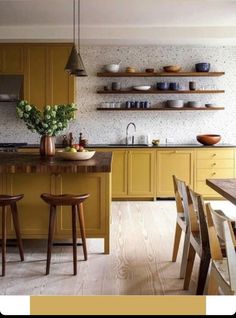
[0,143,28,147]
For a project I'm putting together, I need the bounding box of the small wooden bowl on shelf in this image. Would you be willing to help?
[196,134,221,146]
[163,65,181,73]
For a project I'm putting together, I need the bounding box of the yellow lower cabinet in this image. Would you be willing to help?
[5,173,55,238]
[156,149,194,197]
[195,149,235,198]
[54,173,111,253]
[127,150,155,198]
[111,150,127,198]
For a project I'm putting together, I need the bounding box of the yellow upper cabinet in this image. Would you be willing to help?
[0,44,24,74]
[128,150,155,197]
[156,149,194,197]
[47,45,75,105]
[24,45,48,109]
[0,43,75,110]
[24,44,74,110]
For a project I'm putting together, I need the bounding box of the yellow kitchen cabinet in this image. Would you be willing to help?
[4,173,55,237]
[47,45,75,105]
[0,44,24,74]
[156,149,194,197]
[111,150,127,198]
[0,173,11,235]
[24,45,48,109]
[128,150,155,197]
[55,173,111,253]
[195,149,235,198]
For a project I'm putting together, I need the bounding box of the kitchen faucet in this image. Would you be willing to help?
[126,122,136,145]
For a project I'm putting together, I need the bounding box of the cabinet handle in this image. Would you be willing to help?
[212,154,216,157]
[212,172,216,176]
[212,163,216,166]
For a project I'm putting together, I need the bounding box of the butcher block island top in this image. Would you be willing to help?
[0,152,112,173]
[0,152,112,254]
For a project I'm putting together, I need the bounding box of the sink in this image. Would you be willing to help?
[107,143,149,147]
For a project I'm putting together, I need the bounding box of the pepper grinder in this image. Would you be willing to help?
[68,132,74,147]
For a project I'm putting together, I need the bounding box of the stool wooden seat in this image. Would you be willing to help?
[0,194,24,276]
[41,193,90,275]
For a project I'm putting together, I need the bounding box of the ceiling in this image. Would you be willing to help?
[0,0,236,45]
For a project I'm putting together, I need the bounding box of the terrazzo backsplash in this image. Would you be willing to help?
[1,45,236,145]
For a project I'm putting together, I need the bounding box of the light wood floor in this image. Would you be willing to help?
[0,201,202,295]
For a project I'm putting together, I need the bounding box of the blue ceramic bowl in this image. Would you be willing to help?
[195,63,210,72]
[157,82,169,90]
[169,82,180,90]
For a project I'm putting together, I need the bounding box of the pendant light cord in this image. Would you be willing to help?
[73,0,76,45]
[78,0,80,52]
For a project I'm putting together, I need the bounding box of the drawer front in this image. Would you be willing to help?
[197,159,234,169]
[196,150,234,160]
[197,169,234,180]
[196,181,222,196]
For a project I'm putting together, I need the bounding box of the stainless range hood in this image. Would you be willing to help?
[0,75,23,103]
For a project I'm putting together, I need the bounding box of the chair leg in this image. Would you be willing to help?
[183,243,196,290]
[2,206,6,276]
[196,254,211,295]
[180,231,190,279]
[11,203,24,261]
[72,205,77,275]
[77,203,87,261]
[46,205,56,275]
[172,222,182,262]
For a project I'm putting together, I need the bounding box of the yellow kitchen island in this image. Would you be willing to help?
[0,152,112,254]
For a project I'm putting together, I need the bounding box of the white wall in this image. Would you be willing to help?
[1,45,236,145]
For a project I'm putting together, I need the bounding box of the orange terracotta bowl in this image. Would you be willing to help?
[196,134,221,146]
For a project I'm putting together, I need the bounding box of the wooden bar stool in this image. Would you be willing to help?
[0,194,24,277]
[41,193,89,275]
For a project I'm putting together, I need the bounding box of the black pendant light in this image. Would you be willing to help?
[65,0,87,76]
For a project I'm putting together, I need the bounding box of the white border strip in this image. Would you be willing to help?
[207,296,236,315]
[0,296,30,315]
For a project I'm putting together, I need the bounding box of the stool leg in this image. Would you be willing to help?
[72,205,77,275]
[77,203,87,261]
[11,203,24,261]
[46,205,56,275]
[2,206,6,276]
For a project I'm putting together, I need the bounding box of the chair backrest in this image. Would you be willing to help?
[172,175,189,223]
[205,203,224,260]
[224,220,236,292]
[187,187,210,253]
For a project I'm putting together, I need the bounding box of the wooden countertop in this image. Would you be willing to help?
[0,152,112,173]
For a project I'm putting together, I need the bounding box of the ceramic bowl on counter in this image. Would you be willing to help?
[196,134,221,146]
[187,101,202,108]
[57,150,96,160]
[195,63,210,72]
[166,100,184,108]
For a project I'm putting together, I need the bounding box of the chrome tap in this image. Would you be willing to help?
[126,122,136,145]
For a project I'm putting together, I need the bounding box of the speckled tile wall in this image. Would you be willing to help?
[1,45,236,145]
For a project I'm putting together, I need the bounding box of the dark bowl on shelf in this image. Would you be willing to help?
[195,63,210,72]
[196,134,221,145]
[157,82,169,90]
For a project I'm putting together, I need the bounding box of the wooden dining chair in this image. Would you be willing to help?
[172,175,190,278]
[183,187,211,295]
[205,203,236,295]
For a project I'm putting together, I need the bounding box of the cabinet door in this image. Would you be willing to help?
[6,173,55,237]
[0,174,11,234]
[128,150,155,197]
[24,45,47,109]
[47,45,74,105]
[112,150,128,198]
[156,150,194,197]
[55,173,108,237]
[0,45,24,74]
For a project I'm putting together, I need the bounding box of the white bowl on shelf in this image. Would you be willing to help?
[166,100,184,108]
[187,101,202,108]
[133,85,151,91]
[57,150,95,161]
[104,63,120,73]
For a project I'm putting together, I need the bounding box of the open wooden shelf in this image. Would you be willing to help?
[97,72,225,77]
[97,89,225,94]
[97,107,224,111]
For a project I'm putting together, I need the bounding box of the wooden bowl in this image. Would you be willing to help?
[196,134,221,146]
[56,150,95,160]
[163,65,181,72]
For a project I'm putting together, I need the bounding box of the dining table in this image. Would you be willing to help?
[206,178,236,205]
